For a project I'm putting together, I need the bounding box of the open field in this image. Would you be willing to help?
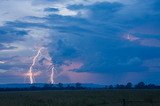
[0,90,160,106]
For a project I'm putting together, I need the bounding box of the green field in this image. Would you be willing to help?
[0,90,160,106]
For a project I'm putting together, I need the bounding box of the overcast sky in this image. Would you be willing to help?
[0,0,160,84]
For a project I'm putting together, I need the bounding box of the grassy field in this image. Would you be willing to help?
[0,90,160,106]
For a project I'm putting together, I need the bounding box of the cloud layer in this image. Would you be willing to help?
[0,0,160,84]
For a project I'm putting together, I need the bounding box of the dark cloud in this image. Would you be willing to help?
[0,72,24,84]
[0,26,27,43]
[5,21,48,29]
[50,39,80,65]
[0,57,29,71]
[45,0,160,75]
[32,0,66,5]
[0,44,16,50]
[68,1,124,21]
[44,8,59,12]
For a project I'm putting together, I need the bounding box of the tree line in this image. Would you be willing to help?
[0,82,160,91]
[107,82,160,89]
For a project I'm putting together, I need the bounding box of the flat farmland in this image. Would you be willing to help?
[0,90,160,106]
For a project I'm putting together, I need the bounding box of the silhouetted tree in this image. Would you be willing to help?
[66,84,75,90]
[58,83,63,89]
[30,86,39,90]
[126,82,133,89]
[146,84,156,89]
[116,84,125,89]
[43,84,52,89]
[104,85,108,89]
[135,82,145,89]
[67,84,71,88]
[1,81,160,91]
[108,85,113,89]
[76,83,82,89]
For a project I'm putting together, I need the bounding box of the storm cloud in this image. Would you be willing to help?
[0,0,160,84]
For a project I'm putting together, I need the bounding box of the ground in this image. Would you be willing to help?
[0,90,160,106]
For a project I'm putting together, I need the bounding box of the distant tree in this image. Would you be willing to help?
[116,84,125,89]
[43,84,53,90]
[135,82,145,89]
[126,82,133,89]
[146,84,156,89]
[58,83,63,89]
[156,85,160,89]
[66,84,75,90]
[108,85,113,89]
[67,84,71,88]
[75,83,82,89]
[104,85,108,89]
[30,86,38,90]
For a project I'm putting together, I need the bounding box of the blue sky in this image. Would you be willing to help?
[0,0,160,84]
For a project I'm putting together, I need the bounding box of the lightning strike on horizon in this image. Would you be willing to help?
[42,48,57,84]
[28,48,42,84]
[51,66,56,84]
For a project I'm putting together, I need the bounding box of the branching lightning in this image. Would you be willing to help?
[28,48,42,84]
[26,47,57,84]
[44,49,57,84]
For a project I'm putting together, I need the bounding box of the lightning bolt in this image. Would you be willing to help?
[127,34,131,41]
[51,66,55,84]
[28,48,42,84]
